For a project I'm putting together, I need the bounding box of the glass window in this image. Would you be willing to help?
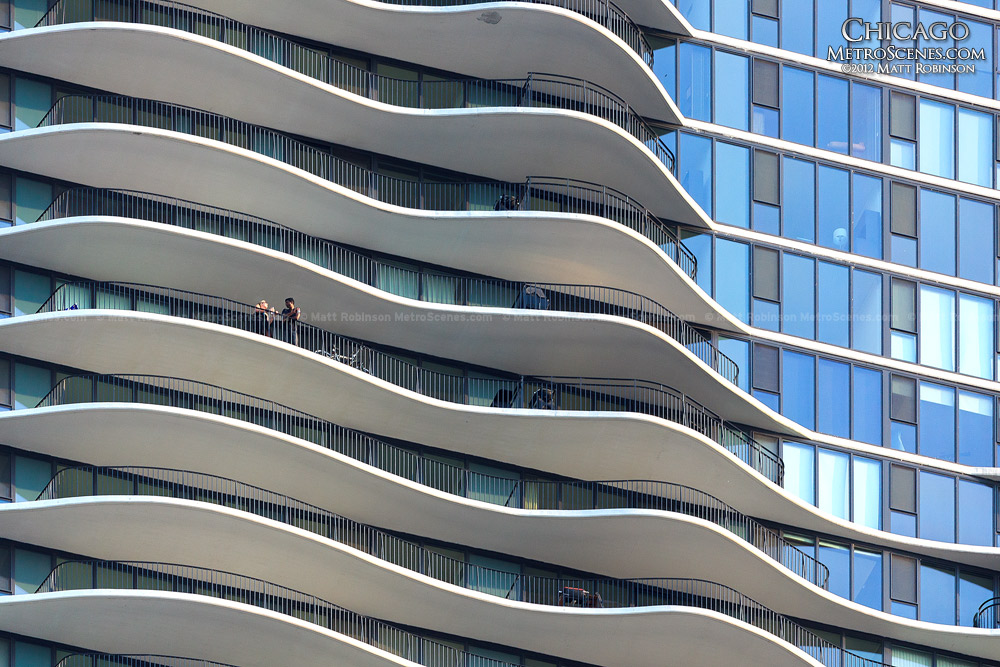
[783,441,814,504]
[679,133,712,216]
[919,189,956,276]
[681,229,712,294]
[12,78,49,131]
[958,108,993,187]
[919,564,956,625]
[852,269,881,355]
[715,239,749,323]
[917,8,954,89]
[14,642,50,667]
[12,548,49,595]
[919,286,955,372]
[751,15,778,48]
[13,455,49,503]
[852,173,882,259]
[919,99,955,179]
[715,142,749,227]
[919,471,955,543]
[817,75,849,154]
[853,457,881,530]
[958,391,992,468]
[651,37,676,101]
[956,19,992,98]
[782,157,815,242]
[467,553,519,597]
[817,262,848,347]
[817,359,849,438]
[957,479,993,547]
[678,43,711,121]
[782,350,815,429]
[715,52,749,131]
[675,0,709,30]
[958,198,994,284]
[719,337,750,393]
[818,166,850,251]
[780,0,813,56]
[852,367,882,446]
[851,83,881,161]
[959,572,993,627]
[782,254,815,339]
[853,548,882,610]
[12,363,48,411]
[14,177,52,226]
[816,0,847,58]
[714,0,747,40]
[818,540,850,599]
[782,67,814,146]
[891,648,931,667]
[959,294,993,380]
[920,382,955,462]
[12,269,49,316]
[818,448,849,520]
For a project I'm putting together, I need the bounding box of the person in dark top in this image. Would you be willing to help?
[281,297,301,346]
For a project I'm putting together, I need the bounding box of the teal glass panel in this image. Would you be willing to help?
[783,441,814,504]
[12,548,49,595]
[12,270,50,316]
[714,51,748,131]
[714,239,748,323]
[852,457,881,529]
[715,142,749,228]
[13,455,50,502]
[918,285,955,371]
[958,294,993,379]
[14,178,52,225]
[12,77,50,130]
[852,367,882,446]
[852,173,882,259]
[12,0,47,30]
[891,647,931,666]
[919,99,955,179]
[13,363,49,410]
[467,553,519,598]
[13,641,49,667]
[467,462,517,505]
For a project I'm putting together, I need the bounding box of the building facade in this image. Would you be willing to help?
[0,0,998,665]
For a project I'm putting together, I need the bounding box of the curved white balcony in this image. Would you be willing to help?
[0,28,690,217]
[17,0,680,124]
[3,496,997,661]
[0,220,764,427]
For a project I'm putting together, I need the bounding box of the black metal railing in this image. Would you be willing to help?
[37,184,697,281]
[33,194,718,377]
[32,0,673,173]
[37,0,653,68]
[36,465,827,590]
[34,282,778,483]
[55,656,240,667]
[36,561,520,667]
[35,376,810,584]
[34,560,885,667]
[974,597,1000,628]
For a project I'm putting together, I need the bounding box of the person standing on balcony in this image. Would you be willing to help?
[281,297,302,346]
[253,300,275,338]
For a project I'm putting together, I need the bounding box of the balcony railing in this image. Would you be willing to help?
[34,560,885,667]
[38,0,654,69]
[55,656,240,667]
[35,463,826,589]
[34,282,778,483]
[973,597,1000,628]
[37,184,697,281]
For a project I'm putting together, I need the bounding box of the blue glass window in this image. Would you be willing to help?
[715,52,749,131]
[888,4,916,81]
[817,262,848,347]
[818,448,850,520]
[652,39,676,102]
[917,9,954,89]
[715,142,749,228]
[817,359,849,438]
[817,75,848,154]
[817,166,850,251]
[715,239,749,323]
[681,230,712,295]
[959,572,993,627]
[678,43,711,121]
[851,83,881,161]
[919,286,955,372]
[782,350,815,429]
[679,133,712,216]
[853,457,881,530]
[753,203,779,235]
[920,564,956,625]
[675,0,709,30]
[958,108,993,188]
[851,269,881,355]
[780,0,813,56]
[781,68,814,146]
[719,337,750,393]
[958,198,994,284]
[919,471,955,542]
[919,189,956,276]
[713,0,747,40]
[958,391,993,468]
[816,0,848,60]
[851,173,882,259]
[818,540,850,599]
[919,382,955,462]
[783,441,814,504]
[958,479,993,547]
[957,20,992,98]
[782,157,815,243]
[853,548,882,610]
[751,16,778,48]
[852,367,882,446]
[782,254,815,339]
[959,294,993,380]
[919,99,955,179]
